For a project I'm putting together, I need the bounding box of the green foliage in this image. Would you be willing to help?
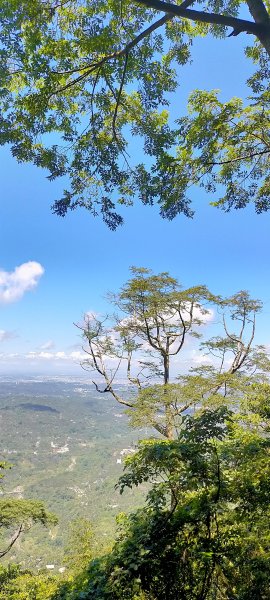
[78,398,270,599]
[64,518,94,571]
[0,564,61,600]
[0,1,270,226]
[173,89,270,214]
[1,274,270,597]
[0,380,147,567]
[0,461,12,481]
[0,499,57,529]
[0,455,58,561]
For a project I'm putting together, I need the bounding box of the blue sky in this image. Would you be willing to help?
[0,31,269,376]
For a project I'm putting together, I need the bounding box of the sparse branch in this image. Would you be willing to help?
[112,52,129,140]
[151,421,168,436]
[229,312,256,373]
[174,400,194,416]
[50,13,174,97]
[76,319,134,408]
[205,148,270,166]
[239,305,247,341]
[153,314,162,347]
[90,379,133,407]
[91,351,134,407]
[143,314,162,352]
[222,315,238,343]
[0,523,23,558]
[126,347,143,388]
[170,306,187,355]
[219,347,226,374]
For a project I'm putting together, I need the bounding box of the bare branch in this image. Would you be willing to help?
[76,319,134,408]
[0,524,23,559]
[205,148,270,166]
[112,52,129,140]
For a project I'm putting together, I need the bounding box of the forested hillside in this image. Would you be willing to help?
[0,379,147,568]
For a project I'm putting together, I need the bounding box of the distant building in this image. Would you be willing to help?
[120,447,136,456]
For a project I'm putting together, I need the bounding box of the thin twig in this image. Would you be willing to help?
[112,52,129,141]
[205,147,270,166]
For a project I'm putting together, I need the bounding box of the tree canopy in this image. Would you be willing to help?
[87,397,270,599]
[1,0,270,227]
[0,462,57,560]
[79,267,266,440]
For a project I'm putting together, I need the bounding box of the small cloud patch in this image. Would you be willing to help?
[0,261,44,304]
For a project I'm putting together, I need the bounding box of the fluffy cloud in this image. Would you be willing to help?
[0,261,44,304]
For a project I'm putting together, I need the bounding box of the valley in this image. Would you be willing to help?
[0,378,146,570]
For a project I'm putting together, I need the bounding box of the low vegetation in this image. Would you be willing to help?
[1,270,270,598]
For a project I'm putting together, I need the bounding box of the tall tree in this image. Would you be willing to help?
[79,268,264,440]
[0,0,269,227]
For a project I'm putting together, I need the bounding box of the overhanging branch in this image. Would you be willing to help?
[50,0,196,97]
[134,0,265,35]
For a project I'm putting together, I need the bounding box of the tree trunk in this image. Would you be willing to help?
[246,0,270,56]
[164,354,174,440]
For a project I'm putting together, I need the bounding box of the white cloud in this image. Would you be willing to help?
[70,351,86,361]
[0,262,44,304]
[193,306,214,324]
[119,305,214,330]
[0,329,17,342]
[0,352,19,359]
[40,340,55,351]
[191,351,213,366]
[23,350,86,362]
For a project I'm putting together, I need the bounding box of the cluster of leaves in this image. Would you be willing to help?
[0,564,61,600]
[0,460,57,561]
[1,0,270,226]
[61,391,270,599]
[0,517,97,600]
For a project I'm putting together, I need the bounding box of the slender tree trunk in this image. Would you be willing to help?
[163,353,177,511]
[164,354,174,440]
